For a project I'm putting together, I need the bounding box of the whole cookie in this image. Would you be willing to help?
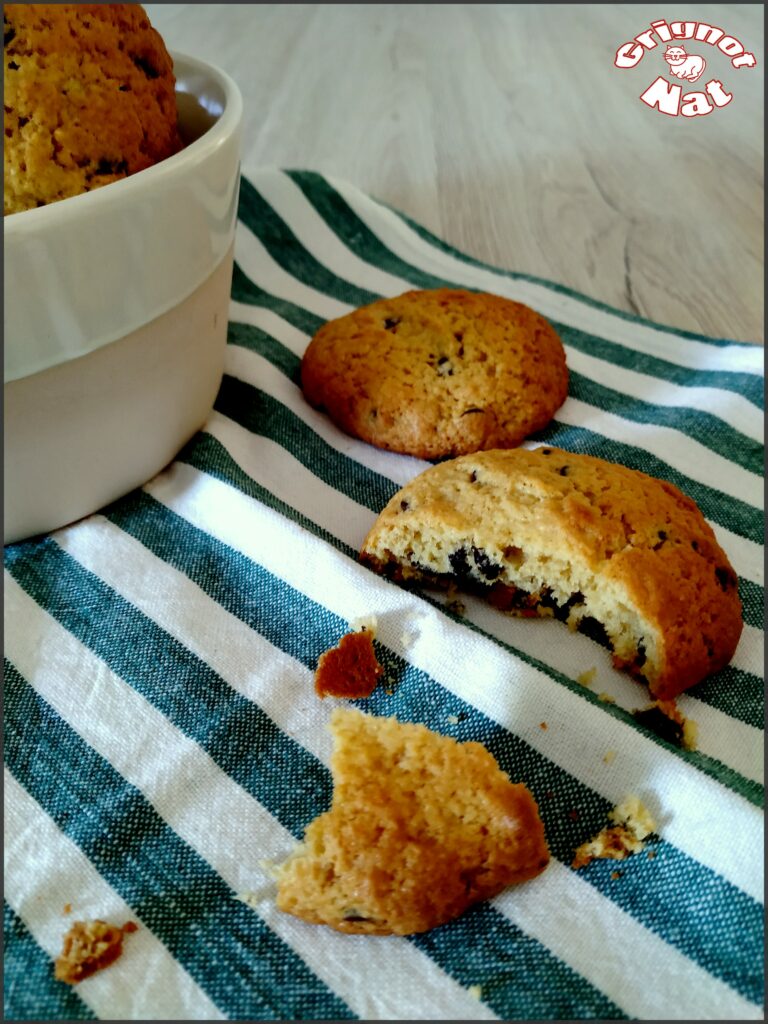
[360,447,743,700]
[4,4,180,215]
[301,289,568,458]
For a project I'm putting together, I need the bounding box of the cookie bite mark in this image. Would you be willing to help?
[275,708,549,935]
[359,447,743,700]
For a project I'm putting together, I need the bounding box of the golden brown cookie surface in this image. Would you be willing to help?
[4,4,180,215]
[301,289,568,458]
[359,447,743,700]
[276,708,549,935]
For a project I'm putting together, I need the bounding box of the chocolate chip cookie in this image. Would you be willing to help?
[301,289,568,458]
[359,447,743,700]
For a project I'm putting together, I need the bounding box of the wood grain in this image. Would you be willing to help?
[146,3,764,342]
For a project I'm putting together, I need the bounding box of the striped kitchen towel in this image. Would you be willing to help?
[4,168,763,1021]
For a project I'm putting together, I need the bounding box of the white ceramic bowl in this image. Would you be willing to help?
[4,53,242,544]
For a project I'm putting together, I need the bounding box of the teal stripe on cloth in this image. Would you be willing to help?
[213,367,765,657]
[225,255,764,545]
[238,176,379,309]
[4,551,628,1022]
[18,488,757,1005]
[284,170,765,405]
[566,370,762,478]
[178,428,765,738]
[3,660,354,1023]
[3,902,96,1022]
[231,262,324,337]
[410,903,628,1020]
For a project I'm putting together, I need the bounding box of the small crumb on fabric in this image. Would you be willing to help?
[62,903,72,915]
[349,614,378,638]
[577,667,597,687]
[467,984,483,999]
[314,631,385,699]
[539,721,548,730]
[597,692,616,704]
[610,870,622,880]
[54,920,135,985]
[572,795,657,869]
[446,714,460,725]
[602,750,616,765]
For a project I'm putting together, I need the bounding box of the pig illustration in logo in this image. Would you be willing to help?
[664,45,707,82]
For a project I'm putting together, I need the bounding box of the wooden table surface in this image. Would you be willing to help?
[147,3,764,344]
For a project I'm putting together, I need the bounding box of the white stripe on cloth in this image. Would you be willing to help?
[4,573,499,1024]
[252,171,764,442]
[222,345,765,589]
[139,462,764,905]
[4,770,226,1022]
[198,409,763,785]
[47,518,760,1021]
[323,173,764,374]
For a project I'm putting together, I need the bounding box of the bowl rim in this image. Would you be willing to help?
[4,51,243,234]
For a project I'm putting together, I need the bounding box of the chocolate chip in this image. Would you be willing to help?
[632,706,684,747]
[715,566,736,591]
[558,466,569,476]
[578,617,611,649]
[131,53,159,78]
[472,546,502,580]
[437,356,453,376]
[17,115,28,128]
[461,407,484,416]
[448,547,471,578]
[454,331,464,342]
[7,59,19,70]
[541,448,553,455]
[342,912,370,922]
[469,471,478,483]
[635,640,647,669]
[399,500,409,511]
[383,317,400,331]
[653,530,667,551]
[691,540,699,552]
[4,26,16,47]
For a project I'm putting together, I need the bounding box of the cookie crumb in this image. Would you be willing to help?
[349,614,378,638]
[62,903,72,915]
[572,795,657,869]
[54,919,135,985]
[576,667,597,687]
[467,984,483,999]
[314,631,385,699]
[446,714,460,725]
[539,721,548,730]
[610,870,622,880]
[597,692,616,704]
[602,750,616,765]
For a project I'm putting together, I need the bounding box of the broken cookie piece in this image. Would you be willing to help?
[572,795,657,869]
[314,629,385,699]
[54,919,137,984]
[359,448,743,700]
[276,708,549,935]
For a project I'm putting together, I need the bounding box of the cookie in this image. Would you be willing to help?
[359,447,743,700]
[276,708,549,935]
[4,4,181,215]
[301,289,568,458]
